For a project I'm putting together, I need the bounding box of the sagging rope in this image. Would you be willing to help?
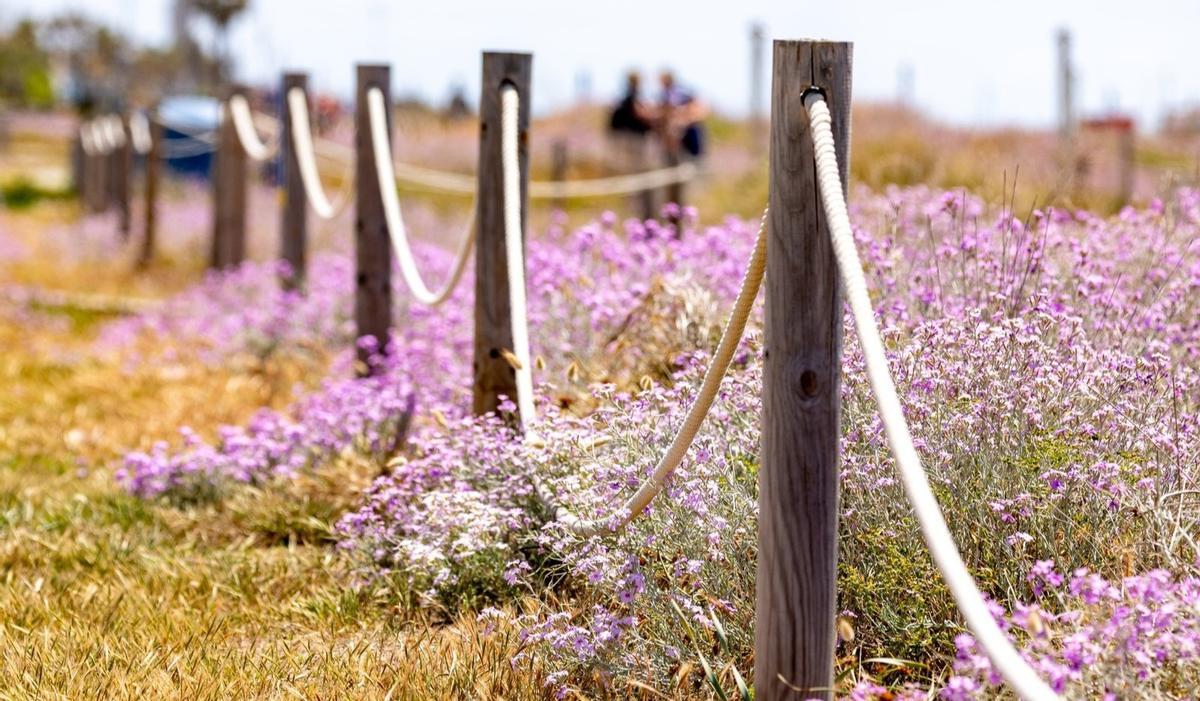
[287,87,353,219]
[102,115,126,151]
[129,112,153,156]
[528,162,698,200]
[547,209,767,537]
[79,121,101,157]
[240,98,695,201]
[369,156,699,200]
[228,94,279,162]
[491,74,768,535]
[803,90,1058,701]
[500,85,538,427]
[367,87,476,306]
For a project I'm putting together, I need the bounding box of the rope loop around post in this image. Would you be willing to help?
[499,83,538,429]
[540,208,768,537]
[366,87,476,307]
[803,90,1059,701]
[228,93,279,162]
[287,86,352,219]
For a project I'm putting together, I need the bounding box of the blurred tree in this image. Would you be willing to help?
[0,20,54,108]
[190,0,250,85]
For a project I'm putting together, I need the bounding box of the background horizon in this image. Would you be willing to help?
[2,0,1198,131]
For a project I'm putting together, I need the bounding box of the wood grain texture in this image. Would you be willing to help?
[138,104,161,269]
[280,72,308,290]
[755,39,852,701]
[113,114,132,239]
[211,85,248,269]
[472,52,531,416]
[354,65,393,375]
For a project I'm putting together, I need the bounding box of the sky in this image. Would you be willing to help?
[3,0,1199,130]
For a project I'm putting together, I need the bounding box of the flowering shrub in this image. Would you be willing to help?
[114,186,1200,697]
[948,564,1200,699]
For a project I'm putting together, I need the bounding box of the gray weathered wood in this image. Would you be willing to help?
[756,39,852,701]
[113,113,133,239]
[551,138,568,210]
[280,72,308,289]
[354,64,392,375]
[139,105,161,269]
[211,85,248,269]
[473,52,531,417]
[1118,125,1135,206]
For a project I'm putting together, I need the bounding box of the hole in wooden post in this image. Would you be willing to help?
[800,369,819,397]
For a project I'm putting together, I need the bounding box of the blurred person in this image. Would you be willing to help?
[655,70,708,229]
[608,70,655,219]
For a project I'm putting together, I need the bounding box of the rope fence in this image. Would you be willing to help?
[59,44,1063,701]
[228,93,279,162]
[367,87,475,306]
[804,90,1058,701]
[288,86,353,219]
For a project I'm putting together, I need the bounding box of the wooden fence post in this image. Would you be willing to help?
[114,113,133,239]
[756,39,852,701]
[354,64,392,375]
[551,138,568,210]
[139,105,161,269]
[211,84,248,269]
[280,71,309,290]
[473,51,531,417]
[70,130,85,197]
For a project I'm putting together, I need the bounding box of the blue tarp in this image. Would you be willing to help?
[158,95,220,179]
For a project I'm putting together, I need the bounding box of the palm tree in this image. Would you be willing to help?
[190,0,249,87]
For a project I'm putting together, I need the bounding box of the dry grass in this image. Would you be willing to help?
[0,304,565,700]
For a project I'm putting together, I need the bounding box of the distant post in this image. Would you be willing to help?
[114,114,133,239]
[1118,120,1135,205]
[473,51,531,417]
[281,71,308,289]
[139,104,161,269]
[750,22,766,144]
[211,84,248,269]
[354,64,392,375]
[551,138,568,210]
[1057,29,1075,156]
[757,39,852,701]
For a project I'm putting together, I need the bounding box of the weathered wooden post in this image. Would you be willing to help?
[749,22,767,145]
[756,39,852,701]
[473,51,531,417]
[139,105,161,269]
[280,71,308,289]
[70,129,85,197]
[211,84,248,269]
[1118,120,1135,206]
[84,118,107,213]
[551,138,568,210]
[113,114,133,239]
[354,64,392,375]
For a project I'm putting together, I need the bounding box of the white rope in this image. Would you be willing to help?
[500,86,538,429]
[102,115,126,151]
[79,121,100,156]
[287,87,351,219]
[228,94,278,162]
[129,112,153,155]
[84,118,115,156]
[248,103,694,201]
[528,162,698,199]
[547,209,768,537]
[367,87,476,306]
[804,91,1058,701]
